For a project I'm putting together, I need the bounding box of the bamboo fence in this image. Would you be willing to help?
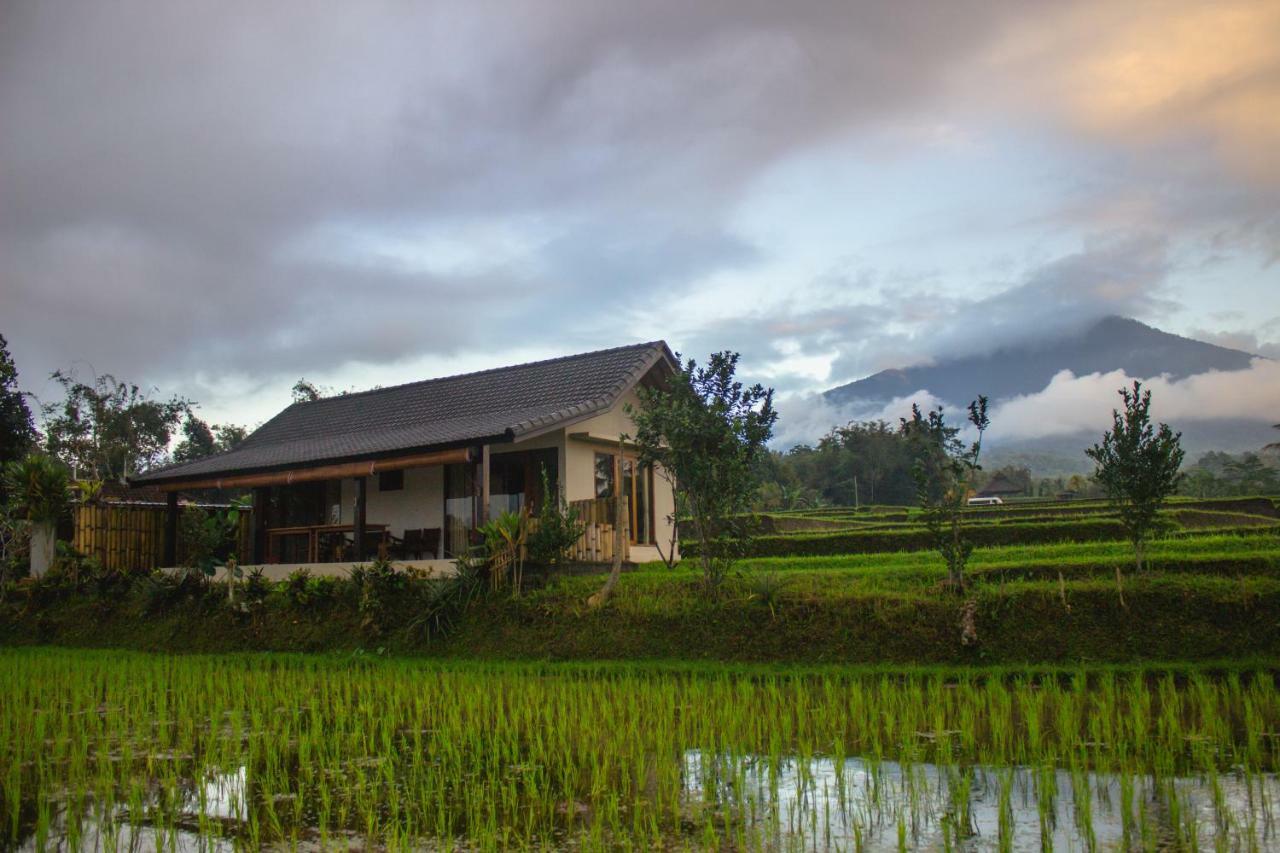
[70,503,251,572]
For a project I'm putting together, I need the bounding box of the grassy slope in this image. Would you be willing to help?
[6,531,1279,665]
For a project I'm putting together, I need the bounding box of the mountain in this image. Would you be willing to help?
[823,316,1273,473]
[825,316,1256,409]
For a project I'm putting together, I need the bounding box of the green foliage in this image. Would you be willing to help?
[688,516,1171,558]
[178,502,245,578]
[630,351,777,591]
[526,466,585,568]
[738,570,793,619]
[172,414,249,462]
[1182,451,1280,497]
[478,509,529,593]
[901,397,990,588]
[3,453,69,526]
[1087,382,1186,572]
[0,334,36,478]
[291,378,325,403]
[41,369,189,482]
[351,557,404,635]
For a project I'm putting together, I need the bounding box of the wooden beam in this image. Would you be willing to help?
[163,492,178,567]
[353,477,367,561]
[479,444,491,527]
[152,447,473,492]
[251,487,268,564]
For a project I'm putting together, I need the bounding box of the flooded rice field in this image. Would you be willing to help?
[4,649,1279,850]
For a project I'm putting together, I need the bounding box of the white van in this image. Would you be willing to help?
[967,496,1004,507]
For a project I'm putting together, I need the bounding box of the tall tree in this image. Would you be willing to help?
[41,370,189,483]
[629,351,777,593]
[173,414,216,462]
[172,414,248,462]
[1086,381,1184,575]
[0,334,37,470]
[900,398,990,590]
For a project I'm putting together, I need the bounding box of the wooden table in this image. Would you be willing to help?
[266,523,388,563]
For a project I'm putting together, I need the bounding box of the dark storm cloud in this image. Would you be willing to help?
[4,0,1277,432]
[0,0,1024,395]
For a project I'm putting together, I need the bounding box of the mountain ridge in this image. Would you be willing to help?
[824,316,1259,408]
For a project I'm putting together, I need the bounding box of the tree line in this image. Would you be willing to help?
[755,421,1051,510]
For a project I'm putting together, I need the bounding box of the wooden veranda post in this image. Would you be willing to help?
[479,444,491,527]
[353,476,367,561]
[251,487,268,565]
[163,492,179,567]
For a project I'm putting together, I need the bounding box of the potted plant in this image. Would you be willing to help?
[3,454,70,577]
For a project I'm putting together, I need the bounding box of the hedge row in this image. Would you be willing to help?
[5,574,1279,665]
[446,577,1280,664]
[687,518,1142,558]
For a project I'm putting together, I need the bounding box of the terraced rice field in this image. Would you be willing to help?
[4,649,1280,850]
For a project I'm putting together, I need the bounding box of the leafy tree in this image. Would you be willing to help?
[291,378,324,403]
[754,420,918,508]
[41,369,189,482]
[0,334,37,475]
[173,414,216,462]
[1224,453,1279,494]
[899,398,990,589]
[629,352,777,592]
[215,423,248,450]
[1086,381,1185,574]
[172,414,249,462]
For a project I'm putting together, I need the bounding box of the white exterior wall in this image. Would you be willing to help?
[321,382,677,565]
[339,464,445,544]
[563,386,678,563]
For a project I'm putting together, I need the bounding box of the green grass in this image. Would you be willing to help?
[4,648,1280,849]
[6,530,1280,664]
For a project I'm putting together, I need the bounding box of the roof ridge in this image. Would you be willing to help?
[287,340,666,408]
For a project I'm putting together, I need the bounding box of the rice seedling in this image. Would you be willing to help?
[2,648,1278,850]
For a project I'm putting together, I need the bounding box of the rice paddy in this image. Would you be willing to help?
[5,649,1280,850]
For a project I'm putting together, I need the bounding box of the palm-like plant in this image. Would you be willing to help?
[4,454,69,526]
[3,453,70,577]
[479,508,530,594]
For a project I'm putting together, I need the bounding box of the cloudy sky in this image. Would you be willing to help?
[3,0,1278,442]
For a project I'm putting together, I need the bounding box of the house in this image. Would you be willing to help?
[131,342,679,576]
[975,472,1025,500]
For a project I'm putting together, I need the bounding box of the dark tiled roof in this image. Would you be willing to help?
[133,341,673,485]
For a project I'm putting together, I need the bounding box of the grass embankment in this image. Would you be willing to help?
[732,498,1279,557]
[4,648,1279,849]
[5,533,1279,665]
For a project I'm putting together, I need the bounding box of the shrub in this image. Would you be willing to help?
[526,467,585,569]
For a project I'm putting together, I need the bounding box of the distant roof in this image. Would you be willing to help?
[977,473,1024,497]
[133,341,675,486]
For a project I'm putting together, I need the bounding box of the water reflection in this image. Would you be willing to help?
[684,750,1280,850]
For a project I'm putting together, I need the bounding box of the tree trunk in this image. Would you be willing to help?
[587,495,628,608]
[30,522,55,578]
[588,444,628,609]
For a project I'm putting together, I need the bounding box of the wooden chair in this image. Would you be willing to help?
[393,528,442,560]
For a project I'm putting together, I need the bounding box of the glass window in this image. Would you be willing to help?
[443,463,475,557]
[594,453,615,498]
[378,470,404,491]
[488,454,526,518]
[528,449,559,510]
[621,459,653,544]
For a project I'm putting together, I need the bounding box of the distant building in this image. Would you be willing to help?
[977,473,1025,499]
